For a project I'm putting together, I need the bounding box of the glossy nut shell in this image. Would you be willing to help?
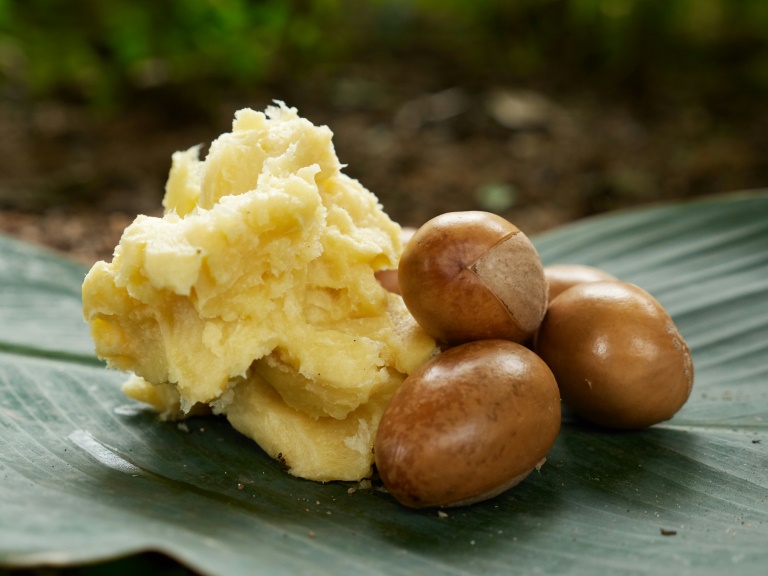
[374,339,561,508]
[398,211,548,344]
[544,264,617,303]
[535,281,694,429]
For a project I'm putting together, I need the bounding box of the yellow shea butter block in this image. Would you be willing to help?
[82,103,436,481]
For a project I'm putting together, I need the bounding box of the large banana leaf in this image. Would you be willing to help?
[1,192,766,575]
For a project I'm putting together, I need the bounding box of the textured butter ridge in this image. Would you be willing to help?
[82,102,436,481]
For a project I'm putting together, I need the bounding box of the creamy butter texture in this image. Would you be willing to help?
[82,103,436,481]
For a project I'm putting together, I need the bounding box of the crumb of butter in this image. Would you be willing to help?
[82,102,436,482]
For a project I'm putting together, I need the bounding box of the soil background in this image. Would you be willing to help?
[2,4,767,266]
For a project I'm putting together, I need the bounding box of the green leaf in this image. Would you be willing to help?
[1,192,767,575]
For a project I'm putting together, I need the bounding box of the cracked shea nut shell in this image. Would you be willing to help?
[398,211,548,344]
[375,227,417,294]
[544,264,617,303]
[374,339,561,508]
[535,281,694,429]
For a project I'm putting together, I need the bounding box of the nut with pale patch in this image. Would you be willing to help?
[535,281,694,429]
[374,339,561,508]
[398,211,548,344]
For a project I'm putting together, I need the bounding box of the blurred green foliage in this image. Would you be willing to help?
[1,0,767,110]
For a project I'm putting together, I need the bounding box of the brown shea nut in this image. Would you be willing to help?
[374,339,561,508]
[535,281,694,429]
[544,264,617,303]
[398,211,548,344]
[375,227,417,294]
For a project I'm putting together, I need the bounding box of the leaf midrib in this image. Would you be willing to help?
[0,342,104,367]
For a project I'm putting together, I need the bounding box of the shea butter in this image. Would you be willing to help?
[83,103,436,481]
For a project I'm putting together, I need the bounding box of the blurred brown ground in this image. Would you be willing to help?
[2,79,764,266]
[1,3,767,265]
